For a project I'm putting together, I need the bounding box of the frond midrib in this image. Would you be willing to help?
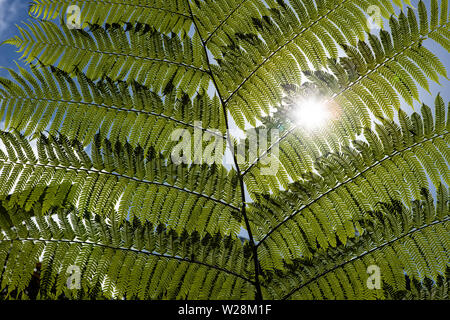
[0,95,225,139]
[0,159,240,211]
[1,237,254,284]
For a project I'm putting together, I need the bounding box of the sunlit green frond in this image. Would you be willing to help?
[0,203,255,299]
[0,132,240,236]
[192,0,269,52]
[29,0,193,35]
[384,268,450,300]
[3,21,210,94]
[0,0,448,301]
[249,95,449,270]
[262,193,450,299]
[208,0,404,128]
[0,65,225,151]
[242,2,448,190]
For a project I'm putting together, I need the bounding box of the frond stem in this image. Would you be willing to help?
[2,237,254,284]
[187,0,263,300]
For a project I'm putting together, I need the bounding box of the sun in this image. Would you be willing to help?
[293,98,332,129]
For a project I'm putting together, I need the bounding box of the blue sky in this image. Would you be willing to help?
[0,0,28,77]
[0,0,448,107]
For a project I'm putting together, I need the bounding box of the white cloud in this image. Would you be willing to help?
[0,0,24,37]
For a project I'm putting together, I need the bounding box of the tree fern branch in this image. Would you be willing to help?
[223,0,352,104]
[204,0,248,44]
[242,23,449,176]
[330,23,449,102]
[2,237,253,284]
[282,216,450,300]
[0,159,239,211]
[256,131,449,247]
[16,37,208,74]
[0,95,225,139]
[30,0,192,19]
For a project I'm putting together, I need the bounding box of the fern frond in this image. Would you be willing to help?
[209,0,404,128]
[243,2,448,189]
[4,21,210,94]
[384,268,450,300]
[0,203,255,299]
[29,0,192,35]
[0,0,448,300]
[0,65,225,151]
[249,95,449,269]
[0,132,240,236]
[263,192,450,299]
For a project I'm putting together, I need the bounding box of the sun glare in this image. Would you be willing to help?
[293,98,332,129]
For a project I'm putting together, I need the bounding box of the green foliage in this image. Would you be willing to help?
[4,21,211,96]
[0,0,449,300]
[0,132,241,236]
[0,65,226,150]
[29,0,193,35]
[250,95,450,269]
[0,202,254,299]
[263,191,450,299]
